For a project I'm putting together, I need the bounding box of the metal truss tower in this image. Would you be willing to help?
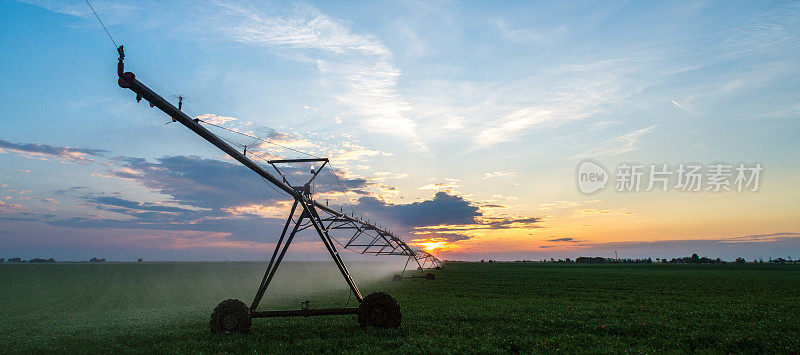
[115,46,441,333]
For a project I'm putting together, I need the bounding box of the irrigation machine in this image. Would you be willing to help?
[114,46,442,333]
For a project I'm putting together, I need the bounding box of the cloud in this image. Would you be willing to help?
[193,116,392,181]
[221,201,294,219]
[483,217,542,229]
[215,2,388,55]
[208,2,424,148]
[475,108,554,147]
[0,139,106,163]
[412,232,472,243]
[490,18,557,44]
[109,156,285,210]
[89,196,195,213]
[576,209,611,216]
[43,166,502,252]
[19,0,140,24]
[39,161,510,251]
[575,126,655,158]
[105,155,370,211]
[418,178,461,192]
[0,219,271,254]
[538,200,582,210]
[404,55,660,150]
[0,201,27,213]
[723,4,800,57]
[44,154,375,244]
[548,237,579,242]
[356,191,481,228]
[26,1,425,149]
[194,114,237,125]
[413,216,542,235]
[329,142,382,162]
[720,232,800,243]
[481,171,516,180]
[257,131,315,149]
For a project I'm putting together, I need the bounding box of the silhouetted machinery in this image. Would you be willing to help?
[115,46,442,333]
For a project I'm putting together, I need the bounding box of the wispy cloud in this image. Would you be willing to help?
[481,171,516,180]
[207,2,424,149]
[24,0,425,149]
[548,237,580,243]
[720,232,800,243]
[538,200,582,210]
[0,139,106,163]
[0,201,27,213]
[575,126,656,158]
[475,108,554,148]
[216,2,388,55]
[195,114,237,125]
[19,0,141,24]
[418,178,461,192]
[723,4,800,57]
[490,18,566,44]
[413,56,658,149]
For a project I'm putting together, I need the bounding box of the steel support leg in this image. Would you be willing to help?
[401,255,412,277]
[301,200,363,302]
[251,201,301,310]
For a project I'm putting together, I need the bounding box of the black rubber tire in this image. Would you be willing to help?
[357,292,401,329]
[392,274,403,282]
[425,272,435,280]
[435,266,442,270]
[210,299,251,334]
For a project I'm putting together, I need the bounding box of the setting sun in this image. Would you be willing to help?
[418,241,448,251]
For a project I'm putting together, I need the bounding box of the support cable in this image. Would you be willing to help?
[85,0,118,48]
[198,119,320,159]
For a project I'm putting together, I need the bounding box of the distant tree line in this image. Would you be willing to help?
[1,257,107,263]
[507,253,800,264]
[0,257,55,263]
[571,254,732,264]
[575,256,654,264]
[532,257,656,264]
[662,253,725,264]
[761,257,796,264]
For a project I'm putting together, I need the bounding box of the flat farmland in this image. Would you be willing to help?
[1,262,798,353]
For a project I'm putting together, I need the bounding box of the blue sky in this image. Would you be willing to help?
[1,0,798,261]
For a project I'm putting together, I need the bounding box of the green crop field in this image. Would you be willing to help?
[1,261,799,353]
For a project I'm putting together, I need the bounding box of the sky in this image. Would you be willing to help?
[0,0,798,262]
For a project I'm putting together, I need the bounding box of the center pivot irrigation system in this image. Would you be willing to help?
[115,46,442,333]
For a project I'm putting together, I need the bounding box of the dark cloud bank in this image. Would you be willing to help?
[36,155,495,245]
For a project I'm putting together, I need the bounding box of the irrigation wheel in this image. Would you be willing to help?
[425,272,435,280]
[357,292,401,329]
[210,299,252,334]
[392,274,403,282]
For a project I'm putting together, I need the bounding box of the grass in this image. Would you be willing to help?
[1,261,799,353]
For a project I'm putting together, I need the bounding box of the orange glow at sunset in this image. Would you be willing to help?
[413,239,449,251]
[420,241,446,251]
